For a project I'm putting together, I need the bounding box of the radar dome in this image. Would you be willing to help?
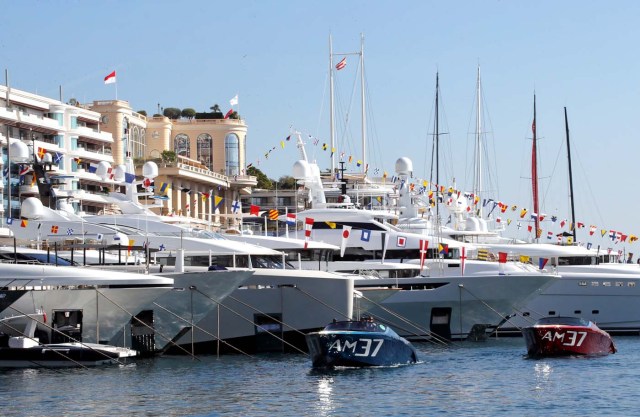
[9,140,30,163]
[21,197,45,219]
[142,161,159,179]
[292,160,311,179]
[109,232,129,246]
[395,157,413,175]
[113,165,126,182]
[96,161,112,180]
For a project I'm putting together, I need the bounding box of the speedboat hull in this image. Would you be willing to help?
[305,319,418,368]
[522,317,617,357]
[0,341,137,368]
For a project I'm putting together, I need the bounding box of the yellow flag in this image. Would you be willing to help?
[214,196,224,210]
[280,141,285,149]
[519,255,530,263]
[325,221,337,229]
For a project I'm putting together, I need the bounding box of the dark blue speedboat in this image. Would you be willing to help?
[305,317,418,368]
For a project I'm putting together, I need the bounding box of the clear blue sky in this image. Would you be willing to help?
[2,1,639,254]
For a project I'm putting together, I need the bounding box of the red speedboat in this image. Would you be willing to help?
[523,316,617,357]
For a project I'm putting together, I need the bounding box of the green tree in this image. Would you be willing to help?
[181,108,196,119]
[277,175,297,190]
[210,104,221,113]
[161,150,177,166]
[163,107,181,119]
[228,111,240,119]
[247,166,273,189]
[137,110,147,116]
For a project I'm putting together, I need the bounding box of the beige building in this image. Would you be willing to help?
[91,100,256,229]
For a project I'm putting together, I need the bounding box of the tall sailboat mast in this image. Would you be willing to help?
[435,73,440,222]
[329,35,336,173]
[531,94,540,241]
[360,33,366,175]
[564,107,577,243]
[473,66,483,218]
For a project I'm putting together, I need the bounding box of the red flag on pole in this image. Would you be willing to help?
[304,217,314,249]
[104,70,116,84]
[419,240,429,271]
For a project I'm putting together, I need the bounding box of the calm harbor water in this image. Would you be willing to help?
[1,336,638,417]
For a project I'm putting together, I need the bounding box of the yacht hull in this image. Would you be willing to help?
[356,273,555,341]
[171,269,354,355]
[500,271,640,335]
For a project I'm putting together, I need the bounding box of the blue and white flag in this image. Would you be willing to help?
[360,229,371,242]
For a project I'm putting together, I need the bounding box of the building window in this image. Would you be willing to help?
[197,133,213,170]
[131,126,146,159]
[70,116,78,129]
[174,133,190,158]
[225,133,239,176]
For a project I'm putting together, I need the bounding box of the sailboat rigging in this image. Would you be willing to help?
[531,94,540,242]
[328,34,366,175]
[564,107,577,243]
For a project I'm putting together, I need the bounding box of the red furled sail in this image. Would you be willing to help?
[531,95,540,238]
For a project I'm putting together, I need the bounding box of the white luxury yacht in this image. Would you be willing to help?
[389,156,640,335]
[266,137,557,341]
[0,248,254,354]
[8,157,356,354]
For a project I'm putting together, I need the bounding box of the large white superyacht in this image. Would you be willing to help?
[277,138,556,341]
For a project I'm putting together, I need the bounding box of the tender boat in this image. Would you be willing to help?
[305,317,418,368]
[522,316,617,357]
[0,315,137,368]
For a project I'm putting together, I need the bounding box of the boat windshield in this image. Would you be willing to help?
[536,316,590,326]
[324,320,390,334]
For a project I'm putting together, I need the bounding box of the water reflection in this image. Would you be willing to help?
[534,361,554,391]
[316,375,335,416]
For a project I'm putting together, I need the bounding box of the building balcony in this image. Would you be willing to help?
[72,125,114,144]
[72,147,115,164]
[229,175,257,187]
[0,107,62,135]
[158,163,230,187]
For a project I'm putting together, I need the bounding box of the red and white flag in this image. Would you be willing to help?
[340,226,352,257]
[419,240,429,271]
[104,70,116,84]
[460,246,467,275]
[304,217,314,249]
[335,57,346,70]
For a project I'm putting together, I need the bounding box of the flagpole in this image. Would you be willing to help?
[360,33,366,175]
[329,34,336,174]
[115,79,118,101]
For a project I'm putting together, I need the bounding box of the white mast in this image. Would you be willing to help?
[360,33,366,175]
[473,65,483,218]
[329,35,336,173]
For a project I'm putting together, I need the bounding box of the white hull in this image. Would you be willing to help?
[177,269,354,354]
[355,273,555,340]
[0,265,253,352]
[501,268,640,333]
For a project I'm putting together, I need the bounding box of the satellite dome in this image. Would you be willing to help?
[292,160,311,179]
[109,232,129,246]
[395,157,413,175]
[113,165,126,182]
[21,197,45,219]
[96,161,112,179]
[142,161,158,179]
[9,140,30,163]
